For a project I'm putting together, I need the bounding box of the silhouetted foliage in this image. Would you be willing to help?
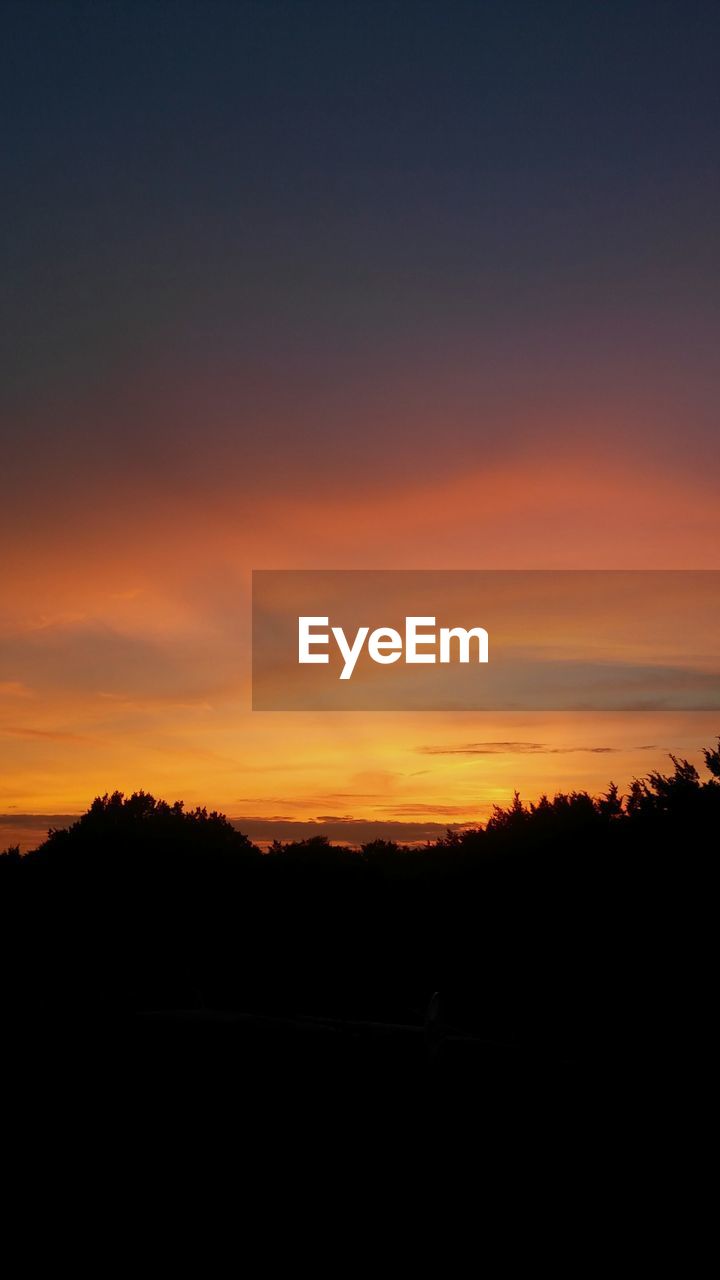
[40,789,259,862]
[1,742,717,1127]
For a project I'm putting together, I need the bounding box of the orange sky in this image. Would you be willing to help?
[2,442,719,849]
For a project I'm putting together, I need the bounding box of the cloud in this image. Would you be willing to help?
[234,792,389,806]
[2,811,480,854]
[0,814,78,829]
[0,725,98,744]
[2,806,489,851]
[418,740,626,756]
[361,802,471,815]
[228,816,476,847]
[0,813,80,853]
[0,619,240,704]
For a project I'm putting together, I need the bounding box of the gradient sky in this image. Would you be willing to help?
[2,0,719,848]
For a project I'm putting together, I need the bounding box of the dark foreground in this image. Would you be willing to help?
[2,747,717,1157]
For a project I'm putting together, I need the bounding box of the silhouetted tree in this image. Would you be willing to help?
[1,738,717,1101]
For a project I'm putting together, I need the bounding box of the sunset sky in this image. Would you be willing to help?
[2,1,719,849]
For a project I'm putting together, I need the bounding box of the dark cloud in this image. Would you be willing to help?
[418,741,664,757]
[0,814,78,853]
[228,816,474,848]
[0,814,78,829]
[2,811,472,853]
[418,741,623,756]
[0,812,482,854]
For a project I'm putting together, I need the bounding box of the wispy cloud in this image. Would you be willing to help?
[0,725,98,744]
[418,740,659,757]
[374,803,482,817]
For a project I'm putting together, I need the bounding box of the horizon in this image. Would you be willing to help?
[3,724,718,853]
